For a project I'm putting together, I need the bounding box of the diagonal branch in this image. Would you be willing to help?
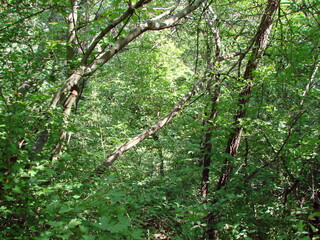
[87,0,206,74]
[94,78,207,174]
[0,6,56,32]
[45,0,206,157]
[82,0,151,65]
[51,0,206,108]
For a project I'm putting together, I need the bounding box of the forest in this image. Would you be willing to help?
[0,0,319,239]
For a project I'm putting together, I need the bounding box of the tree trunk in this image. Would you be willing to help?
[200,16,221,198]
[200,84,220,198]
[207,0,280,238]
[153,134,164,176]
[33,0,207,157]
[51,0,80,157]
[216,0,280,191]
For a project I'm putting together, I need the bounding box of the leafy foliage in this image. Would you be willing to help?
[1,0,319,239]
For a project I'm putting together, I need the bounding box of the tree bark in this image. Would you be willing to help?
[51,85,79,156]
[206,1,280,238]
[216,0,280,191]
[200,13,221,198]
[200,85,220,198]
[66,0,79,76]
[48,0,81,157]
[31,0,205,157]
[39,0,207,157]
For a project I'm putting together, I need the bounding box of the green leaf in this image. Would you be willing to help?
[297,220,304,231]
[130,229,144,239]
[66,219,82,229]
[82,235,96,240]
[308,212,320,220]
[94,216,110,230]
[13,185,23,193]
[132,14,138,23]
[111,0,121,6]
[309,224,317,232]
[107,215,130,233]
[72,195,81,199]
[48,221,63,228]
[300,237,311,240]
[110,12,121,19]
[59,207,70,214]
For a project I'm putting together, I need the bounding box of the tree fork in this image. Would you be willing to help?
[33,0,207,156]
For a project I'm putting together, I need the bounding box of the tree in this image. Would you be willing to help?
[1,0,319,239]
[0,0,208,238]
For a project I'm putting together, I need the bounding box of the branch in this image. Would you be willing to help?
[245,61,319,181]
[87,0,206,74]
[0,6,55,32]
[51,0,206,108]
[94,78,207,174]
[300,62,319,106]
[82,0,153,65]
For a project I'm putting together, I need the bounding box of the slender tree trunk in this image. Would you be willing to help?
[206,0,280,238]
[200,84,220,198]
[29,1,80,157]
[51,0,80,157]
[153,134,164,176]
[66,0,79,76]
[51,86,79,157]
[200,18,221,198]
[216,0,280,191]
